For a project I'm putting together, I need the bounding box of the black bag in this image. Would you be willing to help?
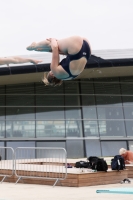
[88,156,108,172]
[75,160,91,168]
[111,155,125,171]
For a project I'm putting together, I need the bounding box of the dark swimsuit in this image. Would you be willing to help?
[59,40,91,80]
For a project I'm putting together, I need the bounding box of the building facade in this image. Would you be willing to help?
[0,76,133,158]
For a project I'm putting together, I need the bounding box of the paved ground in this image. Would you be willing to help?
[0,179,133,200]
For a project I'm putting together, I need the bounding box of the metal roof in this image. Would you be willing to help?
[92,49,133,59]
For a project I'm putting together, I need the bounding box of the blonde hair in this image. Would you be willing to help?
[42,72,50,86]
[119,148,127,155]
[42,72,63,86]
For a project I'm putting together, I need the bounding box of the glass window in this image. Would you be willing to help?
[0,121,5,138]
[125,121,133,137]
[82,95,97,137]
[66,140,84,158]
[6,121,35,138]
[0,108,5,120]
[99,120,126,137]
[36,121,65,137]
[0,142,5,160]
[6,107,35,120]
[6,141,35,159]
[120,77,133,82]
[36,107,64,120]
[6,95,34,106]
[94,80,120,94]
[0,142,4,147]
[0,89,5,120]
[0,97,5,106]
[80,81,94,94]
[65,95,80,106]
[35,83,64,94]
[94,77,119,83]
[82,106,97,119]
[6,84,34,94]
[36,141,66,158]
[36,95,64,106]
[65,107,81,119]
[65,82,79,94]
[122,96,133,105]
[128,141,133,151]
[123,106,133,119]
[81,96,95,106]
[6,84,35,120]
[94,80,122,106]
[96,96,122,106]
[83,120,99,137]
[97,107,124,119]
[66,120,82,137]
[120,82,133,95]
[65,82,80,106]
[85,139,101,157]
[101,141,127,157]
[121,82,133,105]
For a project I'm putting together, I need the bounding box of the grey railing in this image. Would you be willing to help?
[0,147,14,183]
[14,147,67,186]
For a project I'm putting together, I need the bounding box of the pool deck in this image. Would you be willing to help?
[1,180,133,200]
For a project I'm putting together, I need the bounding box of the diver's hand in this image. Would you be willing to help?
[50,38,58,49]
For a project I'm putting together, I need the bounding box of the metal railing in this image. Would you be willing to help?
[0,147,14,183]
[14,147,67,186]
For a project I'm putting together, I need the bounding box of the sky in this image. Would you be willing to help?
[0,0,133,56]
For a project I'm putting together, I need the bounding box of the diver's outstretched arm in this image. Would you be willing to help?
[0,56,42,66]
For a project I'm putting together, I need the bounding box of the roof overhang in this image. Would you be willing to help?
[0,49,133,85]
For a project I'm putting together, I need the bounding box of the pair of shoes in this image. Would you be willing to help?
[121,178,131,184]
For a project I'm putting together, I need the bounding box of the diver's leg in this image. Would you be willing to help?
[26,39,52,52]
[26,38,67,55]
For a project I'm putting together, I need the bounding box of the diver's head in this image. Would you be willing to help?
[42,72,63,86]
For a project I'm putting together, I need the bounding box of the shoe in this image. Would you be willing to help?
[121,178,131,184]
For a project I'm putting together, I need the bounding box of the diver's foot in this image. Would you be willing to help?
[26,42,37,51]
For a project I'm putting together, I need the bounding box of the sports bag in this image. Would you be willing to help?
[75,160,91,168]
[88,156,108,172]
[111,155,125,171]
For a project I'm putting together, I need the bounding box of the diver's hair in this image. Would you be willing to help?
[42,73,50,86]
[42,72,63,86]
